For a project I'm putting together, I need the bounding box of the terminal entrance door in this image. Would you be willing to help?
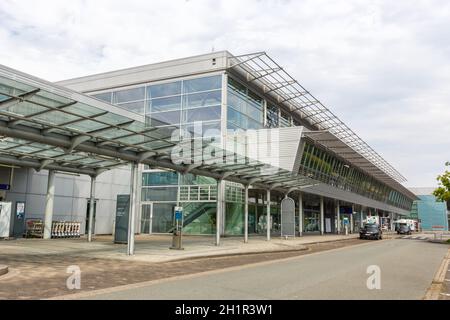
[140,203,153,234]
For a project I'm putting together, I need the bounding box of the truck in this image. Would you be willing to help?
[364,216,379,225]
[395,219,416,232]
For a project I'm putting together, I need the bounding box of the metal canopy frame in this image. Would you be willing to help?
[227,52,408,187]
[0,64,317,193]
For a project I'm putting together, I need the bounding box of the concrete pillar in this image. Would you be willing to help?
[266,189,271,241]
[215,179,222,246]
[87,175,96,242]
[298,192,303,237]
[320,196,324,235]
[127,163,138,255]
[336,200,340,234]
[43,169,55,240]
[244,185,249,243]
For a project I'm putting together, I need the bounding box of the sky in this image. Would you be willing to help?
[0,0,449,188]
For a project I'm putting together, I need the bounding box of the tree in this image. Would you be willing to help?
[433,161,450,202]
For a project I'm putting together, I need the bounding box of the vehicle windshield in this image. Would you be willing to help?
[365,224,378,230]
[399,225,409,229]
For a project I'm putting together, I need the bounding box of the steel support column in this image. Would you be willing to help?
[43,169,55,239]
[266,189,271,241]
[127,163,138,255]
[350,204,354,234]
[320,196,324,235]
[215,179,223,246]
[361,209,364,228]
[298,192,303,237]
[244,184,249,243]
[87,175,96,242]
[336,200,340,234]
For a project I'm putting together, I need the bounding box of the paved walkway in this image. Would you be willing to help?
[0,233,360,263]
[0,233,366,300]
[76,239,449,300]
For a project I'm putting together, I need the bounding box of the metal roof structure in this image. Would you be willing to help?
[227,52,407,185]
[0,64,317,193]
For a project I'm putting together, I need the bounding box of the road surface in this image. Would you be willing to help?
[81,239,448,300]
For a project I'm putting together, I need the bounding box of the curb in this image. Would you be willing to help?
[423,249,450,300]
[0,265,8,276]
[173,245,311,262]
[159,236,360,263]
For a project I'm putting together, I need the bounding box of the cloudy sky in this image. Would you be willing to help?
[0,0,449,187]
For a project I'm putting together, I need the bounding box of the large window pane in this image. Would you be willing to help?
[113,87,145,104]
[266,104,279,128]
[279,111,291,127]
[151,203,176,233]
[184,75,222,93]
[182,121,221,138]
[183,90,221,109]
[92,92,112,103]
[185,105,221,122]
[141,187,177,201]
[142,171,178,186]
[117,101,145,114]
[149,96,181,112]
[148,81,181,99]
[149,110,181,126]
[181,202,216,235]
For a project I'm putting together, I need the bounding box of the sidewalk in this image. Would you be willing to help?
[0,233,364,299]
[0,233,359,263]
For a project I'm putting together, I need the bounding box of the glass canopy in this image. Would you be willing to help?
[0,64,317,192]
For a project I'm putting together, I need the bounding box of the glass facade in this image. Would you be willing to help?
[89,72,413,236]
[227,78,264,130]
[299,142,412,210]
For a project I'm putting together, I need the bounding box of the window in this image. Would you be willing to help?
[228,77,264,130]
[148,81,181,99]
[148,96,182,113]
[185,105,221,122]
[117,101,145,114]
[183,91,221,109]
[92,92,112,103]
[184,75,222,93]
[142,171,178,186]
[148,110,180,126]
[279,111,291,127]
[266,104,279,128]
[113,87,145,104]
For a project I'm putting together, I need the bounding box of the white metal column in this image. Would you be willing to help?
[360,209,364,228]
[87,175,96,242]
[244,185,249,243]
[298,192,303,237]
[266,189,271,241]
[215,179,222,246]
[43,169,55,240]
[350,204,354,234]
[320,196,324,235]
[336,200,340,234]
[127,163,138,255]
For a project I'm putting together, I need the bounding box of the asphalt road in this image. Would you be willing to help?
[82,239,449,300]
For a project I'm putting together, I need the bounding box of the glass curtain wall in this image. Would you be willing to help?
[300,142,412,210]
[92,74,223,235]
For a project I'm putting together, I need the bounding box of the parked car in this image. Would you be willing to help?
[359,224,382,240]
[397,224,412,235]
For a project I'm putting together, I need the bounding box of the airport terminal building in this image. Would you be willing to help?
[0,51,418,244]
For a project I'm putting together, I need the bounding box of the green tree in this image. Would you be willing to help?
[433,161,450,202]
